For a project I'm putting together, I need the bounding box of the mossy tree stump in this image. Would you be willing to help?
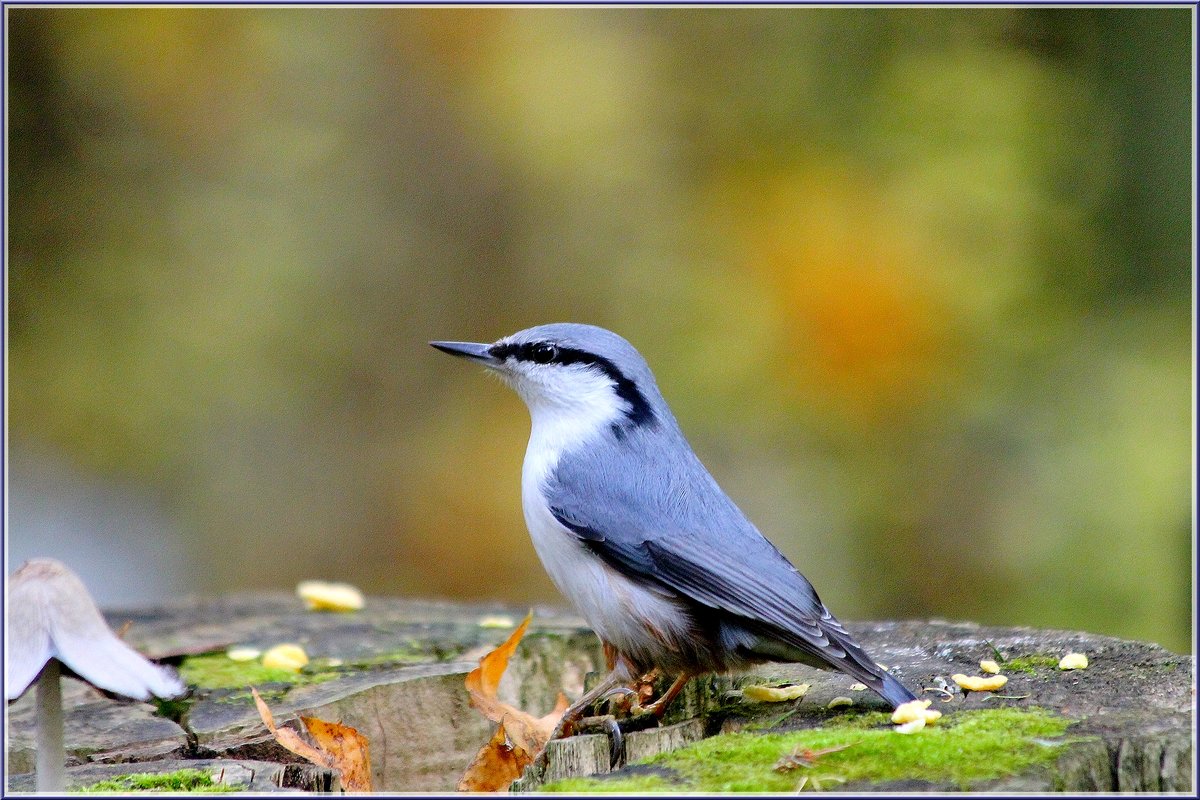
[5,595,1191,793]
[524,620,1193,793]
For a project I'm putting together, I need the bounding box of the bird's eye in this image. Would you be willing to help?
[530,343,558,364]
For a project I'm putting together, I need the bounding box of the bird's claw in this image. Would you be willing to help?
[602,686,642,715]
[571,714,626,769]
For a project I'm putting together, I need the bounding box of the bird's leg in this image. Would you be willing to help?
[642,673,692,719]
[547,665,628,741]
[603,641,619,671]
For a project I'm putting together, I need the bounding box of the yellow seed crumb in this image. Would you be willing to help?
[262,643,309,672]
[952,673,1008,692]
[827,696,853,709]
[477,615,516,629]
[849,682,868,691]
[1058,653,1088,670]
[226,646,261,662]
[980,659,1001,675]
[296,580,364,612]
[894,718,926,734]
[743,683,810,702]
[891,698,941,725]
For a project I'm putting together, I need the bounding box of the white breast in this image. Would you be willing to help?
[517,379,692,662]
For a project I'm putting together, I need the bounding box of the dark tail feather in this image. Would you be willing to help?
[809,623,918,710]
[875,669,918,708]
[829,645,917,709]
[741,615,918,709]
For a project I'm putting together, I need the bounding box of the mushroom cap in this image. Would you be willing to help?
[6,558,185,701]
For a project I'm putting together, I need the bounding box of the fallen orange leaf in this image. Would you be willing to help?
[252,687,373,792]
[459,612,570,791]
[457,721,530,791]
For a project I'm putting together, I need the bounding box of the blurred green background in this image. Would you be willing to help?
[7,8,1192,653]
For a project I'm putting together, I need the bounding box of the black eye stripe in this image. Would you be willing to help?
[530,342,558,364]
[486,340,656,428]
[489,341,558,364]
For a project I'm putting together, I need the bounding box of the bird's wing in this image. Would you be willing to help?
[545,444,848,657]
[545,441,918,707]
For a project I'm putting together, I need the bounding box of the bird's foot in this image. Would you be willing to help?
[642,673,691,719]
[570,714,627,768]
[546,706,584,741]
[602,686,642,715]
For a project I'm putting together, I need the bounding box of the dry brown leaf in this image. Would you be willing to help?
[464,612,564,753]
[457,721,530,792]
[252,687,373,792]
[300,715,372,792]
[460,613,569,791]
[775,741,859,772]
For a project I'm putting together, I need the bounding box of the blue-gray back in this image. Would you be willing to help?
[544,402,833,638]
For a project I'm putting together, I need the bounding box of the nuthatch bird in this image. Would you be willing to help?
[432,323,916,729]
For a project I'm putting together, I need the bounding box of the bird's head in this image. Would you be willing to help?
[431,323,660,432]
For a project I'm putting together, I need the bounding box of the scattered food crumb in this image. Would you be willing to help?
[827,696,853,709]
[849,682,867,691]
[894,718,927,734]
[262,643,309,672]
[226,646,262,662]
[743,683,810,702]
[891,698,942,725]
[952,673,1008,692]
[296,580,364,612]
[980,659,1001,675]
[1058,653,1088,670]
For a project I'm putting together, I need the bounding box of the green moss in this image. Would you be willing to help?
[1004,655,1061,674]
[76,768,239,793]
[179,645,437,692]
[344,649,434,668]
[541,708,1076,793]
[178,653,339,690]
[746,709,892,733]
[151,695,194,723]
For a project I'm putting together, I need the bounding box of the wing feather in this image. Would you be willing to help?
[541,404,915,706]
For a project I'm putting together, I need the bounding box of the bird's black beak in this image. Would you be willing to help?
[429,340,496,363]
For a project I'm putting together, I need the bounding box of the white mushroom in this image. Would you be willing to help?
[6,558,186,791]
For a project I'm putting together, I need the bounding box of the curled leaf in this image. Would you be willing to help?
[459,613,568,792]
[252,688,371,791]
[774,741,859,772]
[458,721,528,791]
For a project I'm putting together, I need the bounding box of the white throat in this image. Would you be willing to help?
[508,365,692,660]
[515,368,626,490]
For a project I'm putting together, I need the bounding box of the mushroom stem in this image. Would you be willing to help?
[35,659,66,792]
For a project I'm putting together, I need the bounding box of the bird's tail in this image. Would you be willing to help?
[824,630,917,710]
[874,669,918,708]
